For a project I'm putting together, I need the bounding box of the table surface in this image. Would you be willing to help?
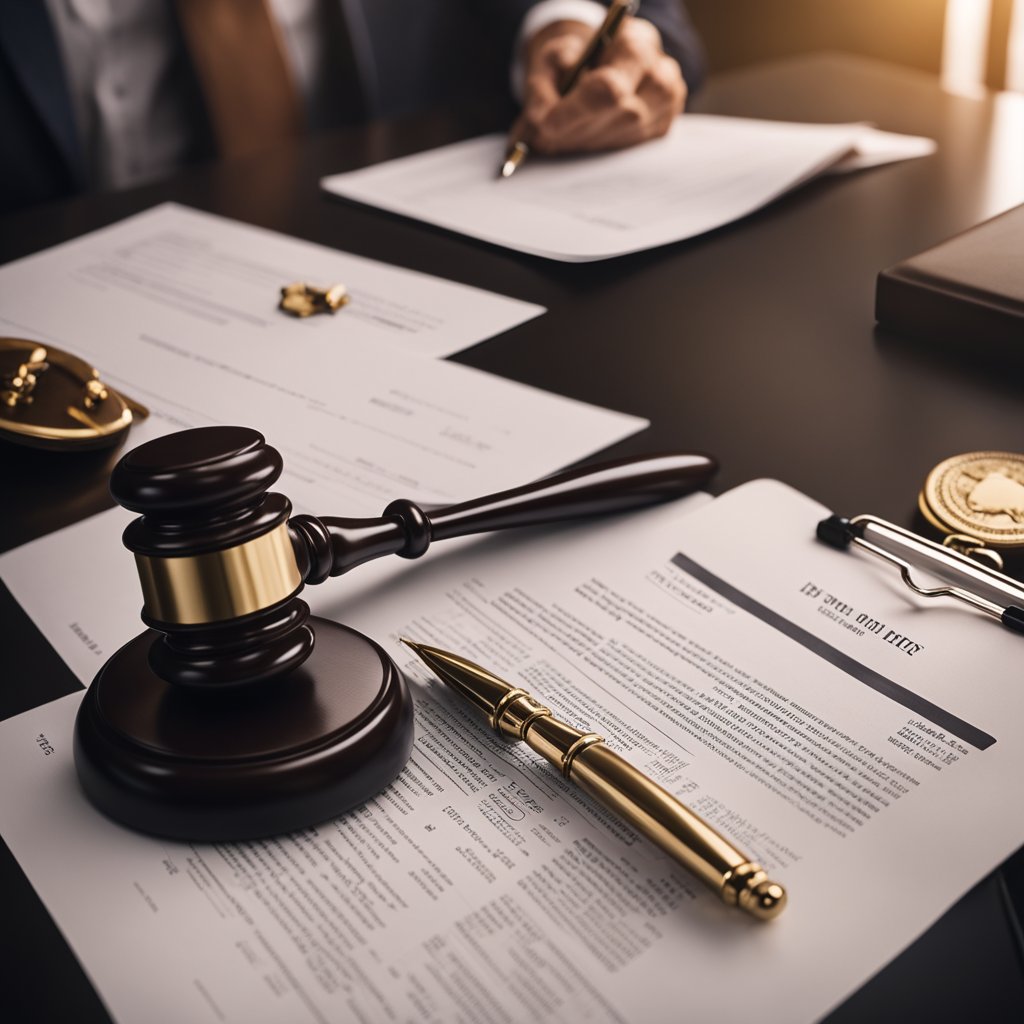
[3,52,1024,1022]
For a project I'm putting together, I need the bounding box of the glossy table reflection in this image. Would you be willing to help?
[2,53,1024,1023]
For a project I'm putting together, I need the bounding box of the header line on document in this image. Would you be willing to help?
[671,553,996,751]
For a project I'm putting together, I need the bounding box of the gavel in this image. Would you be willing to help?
[74,426,715,841]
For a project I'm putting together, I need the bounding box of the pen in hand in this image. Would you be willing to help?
[401,638,787,920]
[500,0,637,178]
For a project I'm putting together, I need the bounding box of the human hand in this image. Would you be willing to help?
[513,17,687,155]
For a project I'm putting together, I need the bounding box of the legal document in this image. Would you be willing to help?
[0,203,542,358]
[0,204,645,683]
[321,115,936,261]
[3,481,1022,1023]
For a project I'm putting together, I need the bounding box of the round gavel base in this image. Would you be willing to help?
[74,618,415,841]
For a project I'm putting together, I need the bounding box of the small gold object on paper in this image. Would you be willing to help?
[0,337,148,450]
[278,282,350,318]
[919,452,1024,565]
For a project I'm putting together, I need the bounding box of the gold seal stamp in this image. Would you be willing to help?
[920,451,1024,551]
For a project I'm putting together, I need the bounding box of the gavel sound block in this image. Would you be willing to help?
[74,426,716,841]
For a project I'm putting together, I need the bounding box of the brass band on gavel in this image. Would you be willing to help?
[134,523,303,625]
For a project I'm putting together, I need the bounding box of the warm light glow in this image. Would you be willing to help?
[1008,0,1024,92]
[980,90,1024,216]
[942,0,992,96]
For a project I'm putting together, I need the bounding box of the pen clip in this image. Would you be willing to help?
[816,513,1024,634]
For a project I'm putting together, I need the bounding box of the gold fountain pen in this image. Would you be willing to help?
[401,639,786,921]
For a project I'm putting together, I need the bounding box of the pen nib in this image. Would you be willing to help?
[401,639,516,721]
[499,141,529,179]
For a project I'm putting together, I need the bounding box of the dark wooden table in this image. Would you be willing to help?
[3,53,1024,1022]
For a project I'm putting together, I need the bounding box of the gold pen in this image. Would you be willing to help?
[401,638,787,921]
[500,0,638,179]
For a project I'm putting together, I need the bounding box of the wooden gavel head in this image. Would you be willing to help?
[110,425,315,691]
[75,424,716,842]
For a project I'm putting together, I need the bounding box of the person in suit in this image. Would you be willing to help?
[0,1,705,214]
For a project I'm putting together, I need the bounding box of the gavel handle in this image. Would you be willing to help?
[290,452,716,585]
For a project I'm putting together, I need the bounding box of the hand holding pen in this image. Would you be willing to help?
[502,2,687,177]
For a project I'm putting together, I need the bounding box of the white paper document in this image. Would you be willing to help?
[0,203,543,358]
[826,123,937,173]
[321,115,936,261]
[3,480,1022,1024]
[0,203,645,683]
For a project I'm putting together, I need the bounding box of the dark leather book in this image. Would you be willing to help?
[875,202,1024,356]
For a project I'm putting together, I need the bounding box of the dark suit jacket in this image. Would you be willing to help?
[0,0,705,213]
[349,0,705,119]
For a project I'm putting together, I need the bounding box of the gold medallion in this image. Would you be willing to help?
[920,451,1024,550]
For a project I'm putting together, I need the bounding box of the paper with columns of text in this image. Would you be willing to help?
[2,480,1022,1024]
[321,116,935,261]
[0,203,544,358]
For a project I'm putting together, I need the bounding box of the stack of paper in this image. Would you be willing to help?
[0,203,650,677]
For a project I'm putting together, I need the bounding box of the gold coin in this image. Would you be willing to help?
[920,451,1024,549]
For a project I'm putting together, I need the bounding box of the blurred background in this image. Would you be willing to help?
[687,0,1024,94]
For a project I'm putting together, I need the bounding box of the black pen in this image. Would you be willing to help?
[500,0,637,178]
